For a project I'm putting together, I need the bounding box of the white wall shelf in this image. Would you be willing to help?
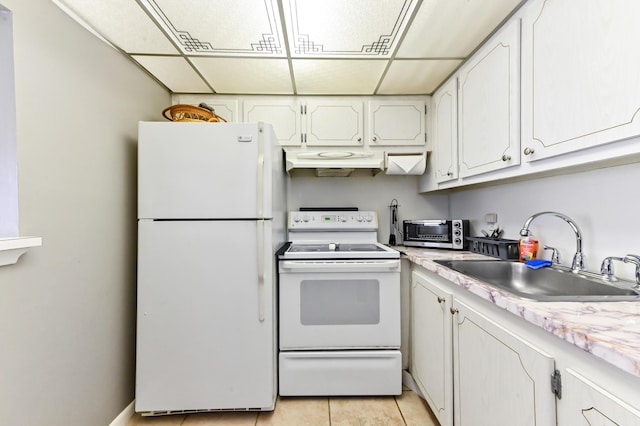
[0,236,42,266]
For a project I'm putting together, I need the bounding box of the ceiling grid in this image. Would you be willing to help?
[53,0,524,95]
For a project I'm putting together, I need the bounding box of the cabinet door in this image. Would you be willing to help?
[521,0,640,162]
[559,368,640,426]
[368,100,426,146]
[411,270,453,426]
[304,100,364,146]
[458,19,520,178]
[243,99,302,146]
[453,299,556,426]
[433,78,459,183]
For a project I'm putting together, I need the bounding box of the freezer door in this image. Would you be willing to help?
[138,122,277,219]
[135,220,276,412]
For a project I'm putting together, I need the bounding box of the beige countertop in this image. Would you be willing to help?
[399,246,640,379]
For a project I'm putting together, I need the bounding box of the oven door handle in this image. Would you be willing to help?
[280,260,400,272]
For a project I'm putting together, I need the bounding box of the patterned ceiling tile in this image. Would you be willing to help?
[138,0,286,57]
[283,0,420,58]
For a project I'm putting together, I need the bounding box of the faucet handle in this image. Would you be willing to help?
[623,255,640,288]
[543,245,560,264]
[600,256,624,282]
[623,254,640,264]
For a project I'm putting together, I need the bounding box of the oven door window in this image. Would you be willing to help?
[278,261,400,349]
[300,279,380,325]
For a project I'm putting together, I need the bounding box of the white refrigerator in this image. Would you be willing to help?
[135,121,286,414]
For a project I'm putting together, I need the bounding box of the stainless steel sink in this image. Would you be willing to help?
[434,260,640,302]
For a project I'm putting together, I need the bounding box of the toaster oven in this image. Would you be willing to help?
[403,219,470,250]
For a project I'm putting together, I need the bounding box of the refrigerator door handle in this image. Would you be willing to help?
[256,129,264,218]
[257,219,265,322]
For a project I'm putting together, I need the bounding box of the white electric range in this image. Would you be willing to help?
[277,210,402,396]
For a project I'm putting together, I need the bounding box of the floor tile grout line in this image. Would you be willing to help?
[394,393,409,426]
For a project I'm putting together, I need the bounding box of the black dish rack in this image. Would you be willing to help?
[466,237,519,260]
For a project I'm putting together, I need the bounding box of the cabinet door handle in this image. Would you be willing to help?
[357,137,362,142]
[501,154,511,161]
[450,307,459,315]
[447,172,453,177]
[524,147,535,155]
[372,136,377,142]
[437,296,446,303]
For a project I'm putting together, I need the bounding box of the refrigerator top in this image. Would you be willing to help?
[138,122,284,220]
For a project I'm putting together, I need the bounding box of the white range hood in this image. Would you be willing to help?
[285,150,385,177]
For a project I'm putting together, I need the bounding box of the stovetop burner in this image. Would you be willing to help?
[282,241,399,260]
[282,210,400,260]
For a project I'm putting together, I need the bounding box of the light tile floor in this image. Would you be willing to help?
[126,389,440,426]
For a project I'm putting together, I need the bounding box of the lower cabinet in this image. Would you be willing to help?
[410,266,639,426]
[411,269,555,426]
[452,299,556,426]
[411,271,453,426]
[559,368,640,426]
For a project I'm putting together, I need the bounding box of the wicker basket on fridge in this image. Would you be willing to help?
[161,104,227,123]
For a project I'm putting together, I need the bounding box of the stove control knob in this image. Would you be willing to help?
[302,215,310,223]
[293,215,301,223]
[339,216,347,223]
[365,215,373,222]
[356,215,364,222]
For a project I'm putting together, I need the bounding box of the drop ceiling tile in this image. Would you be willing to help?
[397,0,523,58]
[132,56,212,93]
[283,0,419,58]
[191,58,293,94]
[138,0,286,57]
[292,60,388,95]
[54,0,177,54]
[377,60,462,94]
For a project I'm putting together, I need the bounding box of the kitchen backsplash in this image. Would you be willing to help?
[450,160,640,281]
[287,171,449,243]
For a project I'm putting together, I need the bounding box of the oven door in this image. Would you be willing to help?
[278,259,401,349]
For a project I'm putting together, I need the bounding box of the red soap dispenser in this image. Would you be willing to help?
[519,232,539,262]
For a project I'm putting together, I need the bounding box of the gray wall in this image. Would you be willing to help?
[287,171,450,243]
[0,1,170,425]
[449,159,640,282]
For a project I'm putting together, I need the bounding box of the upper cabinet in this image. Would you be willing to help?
[521,0,640,162]
[420,0,640,192]
[368,100,426,146]
[243,99,302,146]
[303,100,364,146]
[237,97,428,149]
[433,78,459,183]
[458,19,521,178]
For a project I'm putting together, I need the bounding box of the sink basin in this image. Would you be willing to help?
[434,260,640,302]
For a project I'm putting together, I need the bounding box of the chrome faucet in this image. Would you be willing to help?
[600,256,624,282]
[600,254,640,289]
[520,211,585,273]
[543,245,560,264]
[623,254,640,289]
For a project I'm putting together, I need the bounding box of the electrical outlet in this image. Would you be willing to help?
[485,213,498,224]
